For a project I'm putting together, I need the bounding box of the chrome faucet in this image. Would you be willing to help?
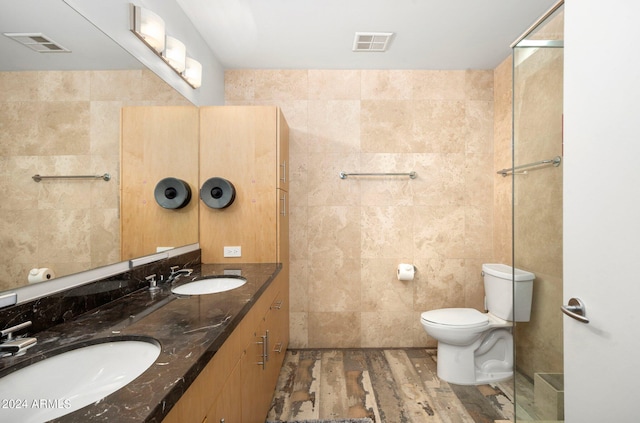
[166,266,193,284]
[146,274,160,292]
[0,321,37,357]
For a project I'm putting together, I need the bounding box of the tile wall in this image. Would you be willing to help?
[0,70,191,291]
[225,69,497,348]
[493,57,514,266]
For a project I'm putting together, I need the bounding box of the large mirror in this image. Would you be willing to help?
[0,1,198,293]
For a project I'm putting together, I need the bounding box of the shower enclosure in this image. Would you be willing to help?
[511,1,564,421]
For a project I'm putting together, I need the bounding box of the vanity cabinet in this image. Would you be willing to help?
[207,359,242,423]
[162,271,289,423]
[199,106,289,265]
[241,272,289,422]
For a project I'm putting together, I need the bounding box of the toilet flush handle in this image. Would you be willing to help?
[561,297,589,324]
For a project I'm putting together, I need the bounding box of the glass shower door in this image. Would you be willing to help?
[511,2,564,421]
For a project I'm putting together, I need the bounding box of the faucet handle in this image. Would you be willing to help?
[170,266,180,273]
[1,321,32,341]
[145,274,159,291]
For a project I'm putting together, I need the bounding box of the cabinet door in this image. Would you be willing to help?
[277,188,289,266]
[199,106,278,264]
[207,358,242,423]
[121,106,199,260]
[266,284,289,386]
[240,319,273,423]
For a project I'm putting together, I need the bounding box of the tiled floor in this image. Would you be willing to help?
[267,349,516,423]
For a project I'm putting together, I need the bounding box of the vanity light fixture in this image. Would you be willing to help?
[184,57,202,88]
[131,5,165,53]
[130,3,202,89]
[164,36,186,72]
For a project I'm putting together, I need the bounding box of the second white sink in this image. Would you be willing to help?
[172,276,247,295]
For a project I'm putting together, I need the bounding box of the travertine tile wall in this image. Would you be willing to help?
[0,70,190,291]
[225,69,496,348]
[493,57,513,266]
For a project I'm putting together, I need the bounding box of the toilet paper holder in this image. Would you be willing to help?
[397,263,416,281]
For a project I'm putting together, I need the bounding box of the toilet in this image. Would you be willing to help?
[420,263,535,385]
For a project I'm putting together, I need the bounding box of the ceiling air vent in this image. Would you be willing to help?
[3,33,70,53]
[353,32,394,52]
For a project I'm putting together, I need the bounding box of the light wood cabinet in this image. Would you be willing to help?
[207,358,242,423]
[241,273,289,422]
[120,106,199,260]
[199,106,289,264]
[162,271,289,423]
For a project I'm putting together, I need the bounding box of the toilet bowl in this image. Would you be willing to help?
[421,308,513,385]
[420,264,535,385]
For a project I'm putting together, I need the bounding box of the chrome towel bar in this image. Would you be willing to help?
[497,156,561,177]
[339,171,417,179]
[32,173,111,182]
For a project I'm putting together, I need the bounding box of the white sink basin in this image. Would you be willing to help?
[0,338,160,423]
[172,276,247,295]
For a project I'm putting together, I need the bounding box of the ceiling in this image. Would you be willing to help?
[176,0,560,70]
[0,0,142,71]
[1,0,559,72]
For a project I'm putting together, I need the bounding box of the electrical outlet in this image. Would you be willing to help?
[223,246,242,257]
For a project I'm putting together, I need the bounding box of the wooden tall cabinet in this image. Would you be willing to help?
[199,106,289,266]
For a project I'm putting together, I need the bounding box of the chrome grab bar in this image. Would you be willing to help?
[32,173,111,182]
[340,171,417,179]
[561,297,589,324]
[497,156,561,177]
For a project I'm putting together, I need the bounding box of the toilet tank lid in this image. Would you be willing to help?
[482,263,535,282]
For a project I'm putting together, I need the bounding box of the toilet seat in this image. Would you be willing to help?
[421,308,489,329]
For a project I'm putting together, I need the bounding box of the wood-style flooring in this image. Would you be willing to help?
[267,349,515,423]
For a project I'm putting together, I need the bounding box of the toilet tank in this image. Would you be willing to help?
[482,263,535,322]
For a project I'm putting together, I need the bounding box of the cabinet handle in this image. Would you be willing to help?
[280,193,287,216]
[256,333,267,369]
[271,299,283,310]
[280,160,287,183]
[265,330,270,362]
[273,342,283,354]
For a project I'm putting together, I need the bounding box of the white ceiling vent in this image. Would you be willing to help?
[352,32,394,52]
[3,33,70,53]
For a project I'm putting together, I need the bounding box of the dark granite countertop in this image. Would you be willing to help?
[0,262,281,423]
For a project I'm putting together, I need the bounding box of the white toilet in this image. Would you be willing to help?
[420,263,535,385]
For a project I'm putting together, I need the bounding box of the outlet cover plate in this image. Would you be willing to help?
[223,246,241,257]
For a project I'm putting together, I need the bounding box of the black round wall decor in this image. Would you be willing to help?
[200,177,236,209]
[154,177,192,209]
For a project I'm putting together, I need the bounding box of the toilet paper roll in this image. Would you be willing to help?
[28,268,55,284]
[397,263,415,281]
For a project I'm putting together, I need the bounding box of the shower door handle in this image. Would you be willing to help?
[561,297,589,324]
